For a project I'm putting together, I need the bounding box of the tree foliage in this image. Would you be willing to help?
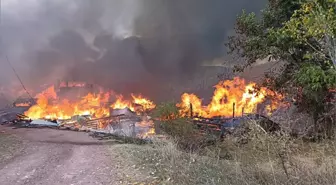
[228,0,336,125]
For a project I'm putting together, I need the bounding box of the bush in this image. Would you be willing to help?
[151,102,180,121]
[152,102,218,151]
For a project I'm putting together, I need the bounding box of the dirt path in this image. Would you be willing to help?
[0,126,118,185]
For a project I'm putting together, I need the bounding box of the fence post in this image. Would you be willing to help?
[233,102,235,118]
[190,103,193,118]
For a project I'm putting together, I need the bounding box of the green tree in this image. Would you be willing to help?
[228,0,336,131]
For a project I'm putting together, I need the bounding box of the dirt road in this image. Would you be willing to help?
[0,127,118,185]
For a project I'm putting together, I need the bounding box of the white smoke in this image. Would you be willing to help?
[99,0,141,38]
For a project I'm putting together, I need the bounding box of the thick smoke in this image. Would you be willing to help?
[0,0,266,102]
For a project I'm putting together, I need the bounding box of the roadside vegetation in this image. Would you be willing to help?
[114,103,336,185]
[113,1,336,184]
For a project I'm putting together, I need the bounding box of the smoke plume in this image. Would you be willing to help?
[0,0,266,102]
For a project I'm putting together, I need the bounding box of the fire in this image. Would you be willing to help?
[34,86,57,99]
[178,93,207,117]
[177,77,285,118]
[141,127,155,138]
[132,94,156,110]
[14,103,31,107]
[110,94,156,113]
[136,119,156,138]
[111,95,133,110]
[25,85,155,120]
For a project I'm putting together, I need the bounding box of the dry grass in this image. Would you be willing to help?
[114,120,336,185]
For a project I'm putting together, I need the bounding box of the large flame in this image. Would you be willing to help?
[25,85,156,120]
[177,77,285,118]
[110,94,156,112]
[25,77,284,120]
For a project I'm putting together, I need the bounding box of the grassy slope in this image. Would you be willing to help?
[112,129,336,185]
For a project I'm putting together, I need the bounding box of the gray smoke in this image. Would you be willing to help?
[0,0,266,102]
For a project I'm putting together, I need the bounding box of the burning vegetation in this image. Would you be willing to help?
[177,77,286,118]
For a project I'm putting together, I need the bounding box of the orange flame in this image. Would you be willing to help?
[34,86,57,99]
[14,103,32,107]
[110,94,156,113]
[177,77,285,118]
[132,94,156,110]
[110,95,133,110]
[25,85,155,120]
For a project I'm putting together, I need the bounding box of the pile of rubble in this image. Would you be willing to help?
[0,107,156,140]
[192,114,281,138]
[1,105,281,143]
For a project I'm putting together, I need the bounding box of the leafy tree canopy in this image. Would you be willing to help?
[228,0,336,119]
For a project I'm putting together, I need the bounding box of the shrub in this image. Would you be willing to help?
[152,102,218,151]
[151,102,180,121]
